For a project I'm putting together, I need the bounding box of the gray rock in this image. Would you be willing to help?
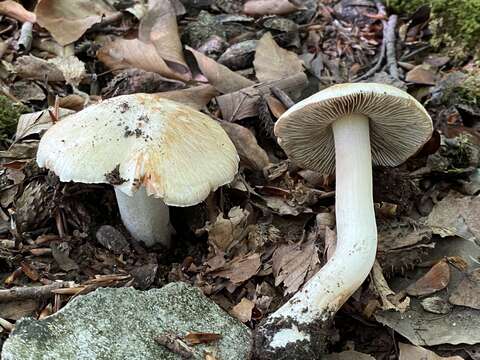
[2,283,252,360]
[95,225,130,254]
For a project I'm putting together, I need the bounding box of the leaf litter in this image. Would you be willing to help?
[0,0,478,359]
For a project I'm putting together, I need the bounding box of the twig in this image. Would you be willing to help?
[17,21,33,52]
[0,317,14,332]
[270,86,295,108]
[385,15,399,79]
[0,282,71,302]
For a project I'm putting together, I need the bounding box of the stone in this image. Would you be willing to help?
[2,282,252,360]
[95,225,130,254]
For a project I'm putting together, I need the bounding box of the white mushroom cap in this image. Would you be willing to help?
[37,94,239,207]
[275,83,433,174]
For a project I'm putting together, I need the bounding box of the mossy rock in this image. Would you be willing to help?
[0,96,28,141]
[385,0,480,59]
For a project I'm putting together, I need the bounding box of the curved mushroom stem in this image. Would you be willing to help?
[114,187,171,247]
[254,114,377,358]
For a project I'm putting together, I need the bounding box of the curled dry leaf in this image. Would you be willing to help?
[449,269,480,310]
[220,122,270,171]
[371,261,410,312]
[230,298,255,323]
[0,1,36,23]
[139,0,190,77]
[406,260,450,297]
[272,240,320,295]
[156,85,218,110]
[35,0,116,45]
[399,343,464,360]
[243,0,303,16]
[203,206,250,252]
[186,46,254,94]
[183,332,222,346]
[254,32,304,82]
[97,38,189,82]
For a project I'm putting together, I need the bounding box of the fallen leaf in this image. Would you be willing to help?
[203,207,250,252]
[139,0,190,77]
[0,1,36,23]
[421,296,453,314]
[35,0,116,45]
[426,191,480,242]
[220,122,270,171]
[243,0,303,16]
[449,269,480,310]
[254,32,304,82]
[183,332,222,345]
[186,46,254,93]
[15,108,75,141]
[97,38,189,81]
[51,242,79,272]
[399,343,464,360]
[405,65,437,85]
[211,253,261,284]
[230,298,255,323]
[11,81,45,102]
[14,55,64,82]
[406,260,450,296]
[272,240,320,295]
[156,85,218,110]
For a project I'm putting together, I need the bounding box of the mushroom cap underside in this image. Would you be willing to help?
[274,83,433,174]
[36,94,239,207]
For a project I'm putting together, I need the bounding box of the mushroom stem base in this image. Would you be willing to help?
[114,187,171,247]
[253,113,377,358]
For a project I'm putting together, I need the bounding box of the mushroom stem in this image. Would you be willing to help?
[255,114,377,356]
[114,187,171,247]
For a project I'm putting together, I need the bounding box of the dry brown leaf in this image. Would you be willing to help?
[15,108,75,141]
[211,253,261,284]
[449,269,480,310]
[156,85,218,110]
[35,0,116,45]
[186,46,254,94]
[97,38,189,82]
[230,298,255,323]
[399,343,464,360]
[139,0,189,77]
[183,332,222,346]
[0,1,36,23]
[14,55,64,82]
[254,32,304,82]
[220,122,270,171]
[272,240,320,295]
[406,260,450,296]
[243,0,303,16]
[426,191,480,242]
[203,207,250,252]
[324,226,336,261]
[405,65,437,85]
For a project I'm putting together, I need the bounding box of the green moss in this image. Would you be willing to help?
[385,0,480,58]
[440,70,480,107]
[0,96,28,141]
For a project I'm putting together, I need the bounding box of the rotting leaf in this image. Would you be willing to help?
[253,32,304,82]
[15,108,75,141]
[406,259,450,297]
[272,240,320,295]
[14,55,64,82]
[230,298,255,323]
[371,261,410,312]
[183,332,222,346]
[399,343,463,360]
[426,191,480,242]
[449,268,480,310]
[156,85,218,110]
[186,46,254,94]
[220,122,270,171]
[51,242,79,272]
[35,0,116,45]
[139,0,190,78]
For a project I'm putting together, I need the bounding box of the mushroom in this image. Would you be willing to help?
[254,83,433,358]
[37,94,239,247]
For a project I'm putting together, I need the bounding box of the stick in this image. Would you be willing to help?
[0,282,70,302]
[385,15,399,79]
